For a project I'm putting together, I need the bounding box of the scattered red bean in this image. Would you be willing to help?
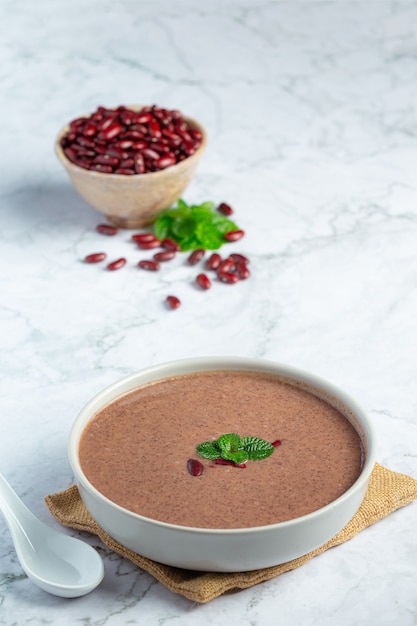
[272,439,282,448]
[136,238,162,249]
[217,202,234,216]
[230,253,249,265]
[218,271,239,284]
[235,262,251,280]
[213,458,246,468]
[138,259,160,271]
[131,232,156,244]
[196,273,211,290]
[187,248,205,265]
[162,238,181,251]
[96,223,118,236]
[217,258,235,274]
[153,250,176,262]
[166,295,181,310]
[206,253,222,270]
[107,258,126,271]
[224,229,245,242]
[61,104,203,175]
[84,252,107,263]
[187,459,204,476]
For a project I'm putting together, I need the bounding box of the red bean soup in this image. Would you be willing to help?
[78,370,364,529]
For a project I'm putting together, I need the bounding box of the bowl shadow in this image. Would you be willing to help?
[9,181,100,231]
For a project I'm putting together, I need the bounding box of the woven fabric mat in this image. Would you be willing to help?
[45,463,417,603]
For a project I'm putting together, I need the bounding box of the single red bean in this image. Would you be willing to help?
[138,259,160,271]
[102,122,123,141]
[107,257,126,271]
[94,155,119,168]
[119,158,135,169]
[187,459,204,476]
[155,154,177,169]
[166,295,181,310]
[90,163,113,173]
[96,223,118,236]
[135,112,153,124]
[153,250,176,262]
[134,154,145,174]
[206,253,222,270]
[114,139,133,150]
[224,229,245,242]
[141,147,160,160]
[148,119,162,137]
[83,122,97,137]
[187,249,205,265]
[84,252,107,263]
[213,458,246,468]
[218,271,239,284]
[217,258,235,273]
[196,273,211,290]
[230,253,250,265]
[272,439,282,448]
[114,168,135,175]
[131,140,148,151]
[131,232,156,243]
[136,238,162,249]
[217,202,234,216]
[235,263,250,280]
[161,238,180,251]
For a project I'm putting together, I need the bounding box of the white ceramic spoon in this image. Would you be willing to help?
[0,472,104,597]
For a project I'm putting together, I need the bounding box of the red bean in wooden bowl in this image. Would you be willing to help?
[55,105,207,229]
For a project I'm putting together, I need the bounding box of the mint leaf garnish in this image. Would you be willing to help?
[196,433,277,466]
[154,199,239,251]
[196,441,221,460]
[240,436,274,460]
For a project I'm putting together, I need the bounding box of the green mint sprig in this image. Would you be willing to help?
[196,433,275,465]
[153,198,240,251]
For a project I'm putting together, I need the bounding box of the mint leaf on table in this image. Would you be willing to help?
[153,199,239,251]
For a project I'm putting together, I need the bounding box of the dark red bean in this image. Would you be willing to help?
[84,252,107,263]
[196,273,211,290]
[272,439,282,448]
[161,238,180,251]
[235,263,250,280]
[136,238,162,249]
[213,458,246,468]
[96,223,118,236]
[155,154,177,169]
[138,259,160,271]
[187,459,204,476]
[224,229,245,242]
[187,249,205,265]
[206,253,222,270]
[114,168,135,175]
[135,112,153,124]
[90,163,113,173]
[217,202,234,216]
[230,253,250,265]
[217,258,235,273]
[166,295,181,310]
[218,271,239,284]
[153,250,176,262]
[141,147,160,161]
[132,232,157,243]
[107,258,126,271]
[102,122,123,141]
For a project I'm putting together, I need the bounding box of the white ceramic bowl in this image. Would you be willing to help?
[68,357,376,572]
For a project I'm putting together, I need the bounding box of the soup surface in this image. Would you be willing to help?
[79,370,363,528]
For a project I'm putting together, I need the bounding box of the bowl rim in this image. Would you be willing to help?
[55,105,208,180]
[69,356,377,535]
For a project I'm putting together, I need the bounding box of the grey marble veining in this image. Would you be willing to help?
[0,1,416,624]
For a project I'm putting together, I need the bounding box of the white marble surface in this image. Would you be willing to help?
[1,0,417,623]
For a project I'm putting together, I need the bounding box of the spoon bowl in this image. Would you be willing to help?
[0,472,104,597]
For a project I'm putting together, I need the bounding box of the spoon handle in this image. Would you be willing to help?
[0,472,38,534]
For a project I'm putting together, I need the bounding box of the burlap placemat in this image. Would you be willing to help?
[45,463,417,603]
